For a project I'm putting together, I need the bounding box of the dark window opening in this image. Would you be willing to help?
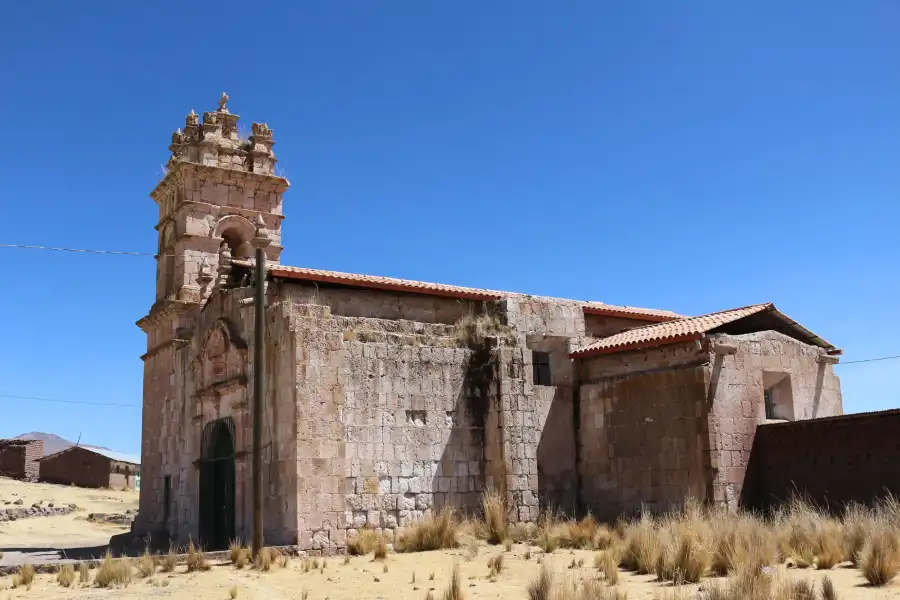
[764,389,775,419]
[533,351,552,386]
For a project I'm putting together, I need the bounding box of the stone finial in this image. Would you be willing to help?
[253,214,271,249]
[218,92,229,113]
[186,109,199,128]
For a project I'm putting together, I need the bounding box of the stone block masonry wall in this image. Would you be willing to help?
[705,331,842,508]
[577,341,712,520]
[742,409,900,512]
[0,440,43,482]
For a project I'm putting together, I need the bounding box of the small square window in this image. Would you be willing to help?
[533,351,552,386]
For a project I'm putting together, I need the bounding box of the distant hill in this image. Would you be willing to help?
[13,432,111,457]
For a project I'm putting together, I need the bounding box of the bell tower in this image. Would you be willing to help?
[135,94,289,536]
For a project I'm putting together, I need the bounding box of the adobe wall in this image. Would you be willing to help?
[741,410,900,512]
[39,447,111,488]
[577,341,712,520]
[0,440,43,482]
[705,331,842,508]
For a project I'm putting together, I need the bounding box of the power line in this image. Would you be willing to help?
[838,355,900,365]
[0,393,141,409]
[0,243,156,256]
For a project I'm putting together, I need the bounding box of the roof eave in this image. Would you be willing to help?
[569,333,704,359]
[269,268,503,302]
[582,306,680,322]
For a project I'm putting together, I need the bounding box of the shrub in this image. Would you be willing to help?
[94,552,133,588]
[186,539,211,572]
[859,529,900,586]
[527,565,552,600]
[57,564,76,587]
[348,528,380,555]
[482,489,508,545]
[395,507,459,552]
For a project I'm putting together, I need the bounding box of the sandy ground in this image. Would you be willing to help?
[0,544,898,600]
[0,477,139,554]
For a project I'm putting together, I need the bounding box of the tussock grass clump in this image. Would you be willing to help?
[57,564,76,587]
[620,515,658,574]
[373,534,388,560]
[481,489,508,545]
[254,547,280,572]
[94,552,133,588]
[160,547,177,572]
[441,564,464,600]
[859,529,900,586]
[821,575,838,600]
[527,564,553,600]
[487,553,504,577]
[596,551,619,584]
[13,564,35,589]
[535,514,560,554]
[580,578,628,600]
[135,549,156,578]
[655,523,710,584]
[348,527,380,555]
[709,513,777,575]
[186,539,211,572]
[559,515,600,549]
[230,585,239,599]
[78,561,91,582]
[230,540,249,566]
[396,507,459,552]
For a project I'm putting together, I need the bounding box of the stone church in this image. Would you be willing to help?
[133,95,844,551]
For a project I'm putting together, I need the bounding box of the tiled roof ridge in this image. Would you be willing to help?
[232,260,680,319]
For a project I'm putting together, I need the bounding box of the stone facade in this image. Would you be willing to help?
[132,95,845,551]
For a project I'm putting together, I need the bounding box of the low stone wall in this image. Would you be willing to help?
[741,409,900,512]
[0,502,77,522]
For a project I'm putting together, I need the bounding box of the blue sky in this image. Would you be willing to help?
[1,1,898,454]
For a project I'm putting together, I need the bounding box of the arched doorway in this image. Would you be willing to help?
[199,418,236,550]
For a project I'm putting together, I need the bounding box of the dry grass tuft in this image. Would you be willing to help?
[709,513,777,575]
[528,564,553,600]
[135,549,156,578]
[396,507,459,552]
[620,515,658,574]
[597,550,620,584]
[348,527,381,555]
[78,561,91,582]
[859,529,900,586]
[580,578,628,600]
[160,547,177,572]
[13,564,35,590]
[536,515,560,554]
[94,552,133,588]
[487,553,504,578]
[278,553,290,569]
[821,575,838,600]
[230,585,239,599]
[465,540,479,561]
[559,515,600,549]
[186,539,211,572]
[57,564,76,587]
[481,489,508,545]
[442,564,463,600]
[230,540,248,565]
[784,578,817,600]
[373,535,389,560]
[254,547,280,572]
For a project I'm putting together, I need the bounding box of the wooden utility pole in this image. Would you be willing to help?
[251,219,268,557]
